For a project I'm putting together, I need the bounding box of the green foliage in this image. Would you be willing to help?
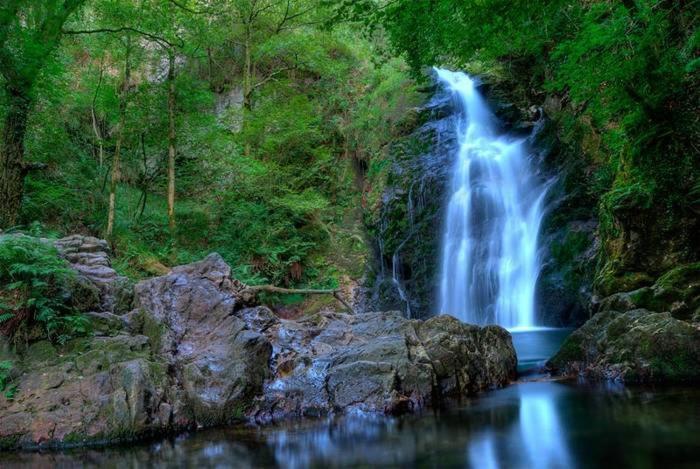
[6,0,416,293]
[0,236,88,343]
[0,359,15,399]
[357,0,699,283]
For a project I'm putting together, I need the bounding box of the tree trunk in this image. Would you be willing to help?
[107,37,131,238]
[206,47,213,86]
[242,26,252,156]
[91,62,105,168]
[167,49,177,231]
[0,88,31,229]
[243,28,252,111]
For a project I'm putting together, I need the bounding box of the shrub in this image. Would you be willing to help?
[0,235,89,345]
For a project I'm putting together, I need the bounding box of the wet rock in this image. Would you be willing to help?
[0,254,270,449]
[248,310,516,422]
[0,335,171,450]
[86,311,128,336]
[550,262,700,383]
[548,308,700,383]
[127,253,272,426]
[0,253,516,449]
[366,86,458,317]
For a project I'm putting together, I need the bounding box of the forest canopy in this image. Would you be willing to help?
[0,0,419,291]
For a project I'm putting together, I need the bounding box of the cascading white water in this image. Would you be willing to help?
[436,68,548,330]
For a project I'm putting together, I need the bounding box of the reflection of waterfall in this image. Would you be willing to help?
[468,434,499,469]
[466,383,572,469]
[435,68,548,329]
[518,388,572,468]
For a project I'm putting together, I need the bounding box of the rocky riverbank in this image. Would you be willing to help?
[0,236,516,450]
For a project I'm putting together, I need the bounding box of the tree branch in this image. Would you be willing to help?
[244,284,356,314]
[250,64,296,92]
[62,26,182,48]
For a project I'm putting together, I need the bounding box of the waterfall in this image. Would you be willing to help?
[436,68,548,330]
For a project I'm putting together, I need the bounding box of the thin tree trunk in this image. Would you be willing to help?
[243,26,252,156]
[138,132,148,219]
[107,36,131,238]
[243,28,252,111]
[167,49,177,231]
[91,61,105,168]
[206,47,213,85]
[0,88,31,229]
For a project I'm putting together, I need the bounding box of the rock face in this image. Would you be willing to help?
[126,254,271,426]
[366,74,598,326]
[366,88,459,317]
[54,235,133,314]
[0,335,171,449]
[243,309,516,422]
[548,262,700,382]
[0,251,517,450]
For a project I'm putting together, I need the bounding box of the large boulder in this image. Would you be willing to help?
[548,308,700,382]
[549,262,700,383]
[0,253,271,449]
[126,254,271,426]
[0,335,172,449]
[245,308,516,422]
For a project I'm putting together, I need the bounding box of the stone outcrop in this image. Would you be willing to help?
[548,262,700,382]
[243,308,516,422]
[125,254,271,427]
[54,235,133,314]
[0,249,517,450]
[0,334,171,449]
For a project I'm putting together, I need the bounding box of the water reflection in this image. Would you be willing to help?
[517,385,571,468]
[3,382,700,468]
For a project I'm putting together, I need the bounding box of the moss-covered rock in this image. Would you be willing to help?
[63,274,102,312]
[550,262,700,383]
[549,308,700,383]
[0,333,175,450]
[597,263,700,321]
[365,90,456,317]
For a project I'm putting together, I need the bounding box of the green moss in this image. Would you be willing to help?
[549,331,585,367]
[656,262,700,290]
[551,231,591,266]
[23,341,58,366]
[140,312,165,353]
[595,271,654,297]
[0,434,21,451]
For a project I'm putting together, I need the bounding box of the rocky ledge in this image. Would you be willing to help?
[0,248,516,450]
[548,263,700,382]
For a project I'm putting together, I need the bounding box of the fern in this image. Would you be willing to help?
[0,360,16,400]
[0,235,88,342]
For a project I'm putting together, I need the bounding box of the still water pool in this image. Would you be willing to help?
[4,382,700,468]
[3,330,700,468]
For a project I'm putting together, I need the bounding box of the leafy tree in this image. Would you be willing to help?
[0,0,85,228]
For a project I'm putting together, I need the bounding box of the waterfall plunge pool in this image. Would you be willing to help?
[510,327,574,374]
[5,381,700,468]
